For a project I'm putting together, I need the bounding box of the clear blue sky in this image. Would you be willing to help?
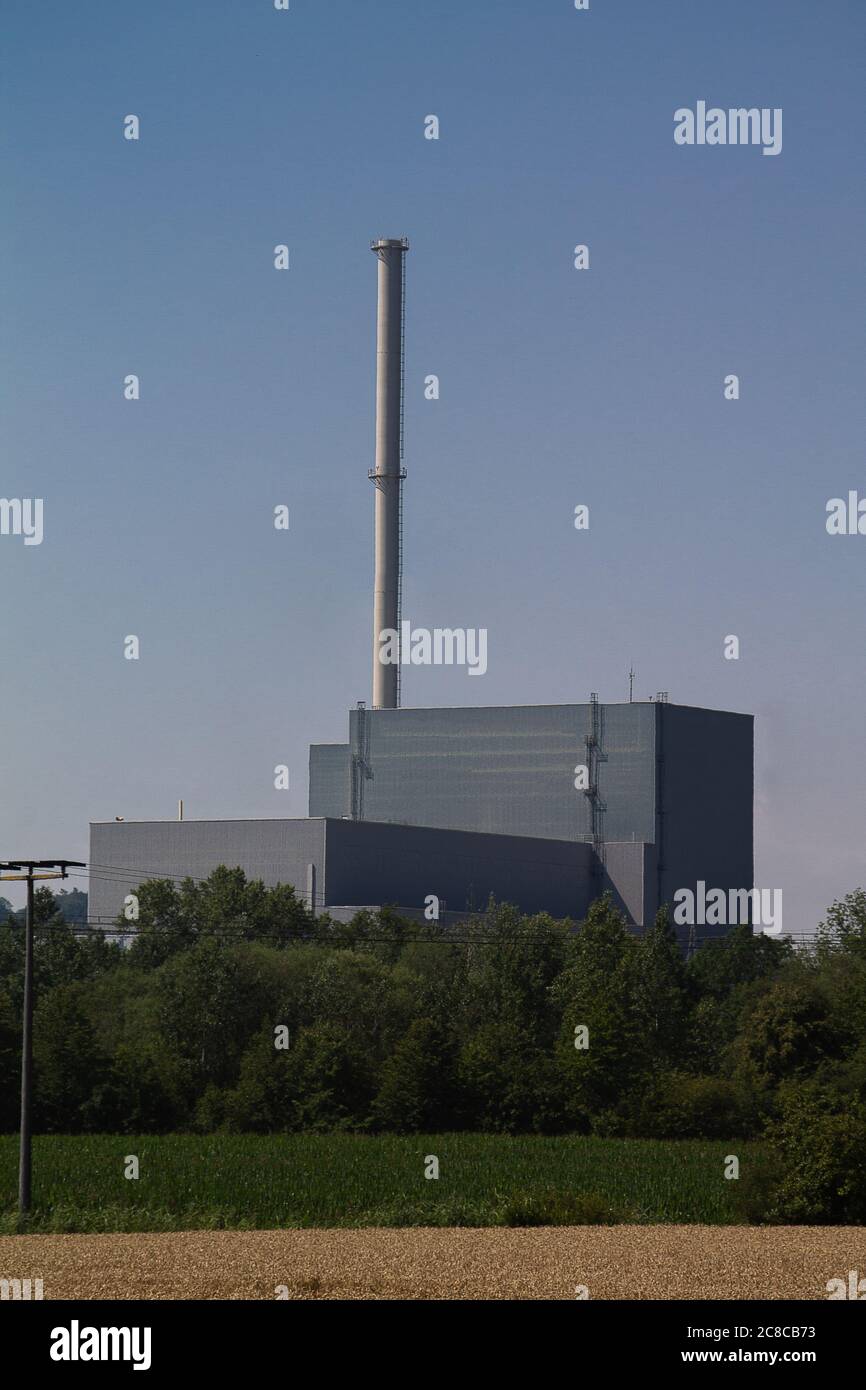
[2,0,864,932]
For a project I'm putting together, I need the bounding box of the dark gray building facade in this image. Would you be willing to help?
[88,816,648,927]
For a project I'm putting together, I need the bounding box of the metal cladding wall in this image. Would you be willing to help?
[323,817,599,921]
[604,841,657,927]
[656,703,754,935]
[343,702,658,842]
[88,817,614,925]
[88,819,326,923]
[305,700,754,931]
[308,744,351,818]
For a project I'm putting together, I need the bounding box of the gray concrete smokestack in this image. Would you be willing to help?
[369,237,408,709]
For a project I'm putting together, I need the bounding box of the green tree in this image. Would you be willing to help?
[686,922,792,1002]
[0,987,20,1130]
[178,867,315,946]
[458,1018,567,1133]
[286,1022,374,1131]
[551,895,643,1129]
[156,939,272,1095]
[371,1018,460,1132]
[33,984,109,1131]
[729,977,838,1097]
[816,889,866,958]
[627,907,689,1066]
[757,1081,866,1223]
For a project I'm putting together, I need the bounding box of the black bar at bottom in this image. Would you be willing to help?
[7,1297,861,1374]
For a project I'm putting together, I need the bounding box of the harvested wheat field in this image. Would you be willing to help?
[1,1226,863,1300]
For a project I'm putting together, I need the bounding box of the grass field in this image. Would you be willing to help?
[0,1134,761,1232]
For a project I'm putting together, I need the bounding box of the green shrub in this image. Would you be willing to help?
[756,1083,866,1224]
[731,1152,782,1225]
[499,1188,618,1226]
[639,1072,748,1139]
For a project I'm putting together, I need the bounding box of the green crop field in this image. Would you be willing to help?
[0,1134,762,1233]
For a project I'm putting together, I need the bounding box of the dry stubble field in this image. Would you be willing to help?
[1,1226,863,1300]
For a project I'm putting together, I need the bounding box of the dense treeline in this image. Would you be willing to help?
[0,887,87,925]
[1,870,865,1221]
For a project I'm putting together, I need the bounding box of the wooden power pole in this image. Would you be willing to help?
[0,859,85,1221]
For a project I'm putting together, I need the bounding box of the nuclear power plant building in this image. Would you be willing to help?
[88,238,754,938]
[90,697,752,933]
[309,696,753,927]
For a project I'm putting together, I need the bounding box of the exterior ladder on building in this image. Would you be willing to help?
[584,692,608,871]
[351,701,373,820]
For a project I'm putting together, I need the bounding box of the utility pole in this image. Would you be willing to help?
[0,859,85,1221]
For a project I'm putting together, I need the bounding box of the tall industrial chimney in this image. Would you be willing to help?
[369,237,408,709]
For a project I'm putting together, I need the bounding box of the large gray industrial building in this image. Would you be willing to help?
[90,697,752,933]
[89,239,754,937]
[310,698,753,923]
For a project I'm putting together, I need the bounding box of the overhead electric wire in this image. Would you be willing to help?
[0,863,818,946]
